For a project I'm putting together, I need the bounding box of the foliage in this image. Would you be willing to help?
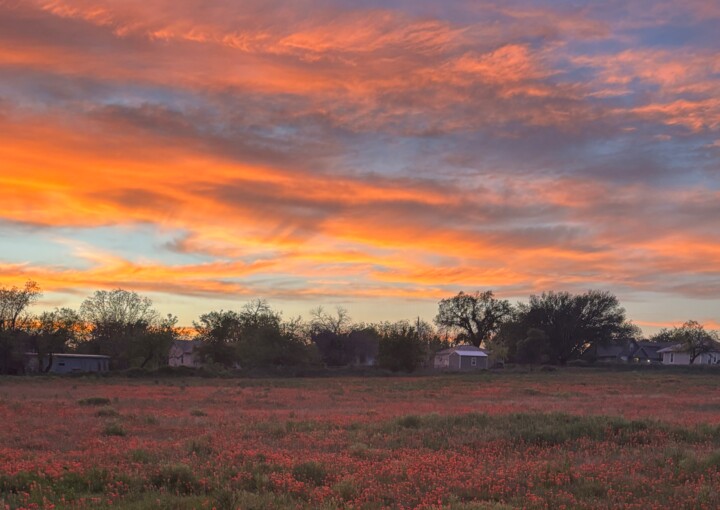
[435,291,512,347]
[501,290,637,364]
[377,321,426,372]
[0,280,41,332]
[195,300,314,369]
[0,281,41,374]
[79,289,160,369]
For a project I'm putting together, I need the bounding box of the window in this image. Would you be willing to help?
[670,353,674,363]
[471,357,477,366]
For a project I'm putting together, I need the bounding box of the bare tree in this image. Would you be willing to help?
[0,281,41,331]
[435,291,512,347]
[309,306,351,335]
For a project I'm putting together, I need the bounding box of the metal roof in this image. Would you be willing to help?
[26,353,110,359]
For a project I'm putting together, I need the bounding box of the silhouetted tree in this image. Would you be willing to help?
[505,290,636,364]
[377,321,426,372]
[0,281,41,332]
[0,281,42,374]
[193,310,243,367]
[435,291,512,347]
[79,289,160,369]
[195,300,313,369]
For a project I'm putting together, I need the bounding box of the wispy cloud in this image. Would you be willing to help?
[1,0,719,329]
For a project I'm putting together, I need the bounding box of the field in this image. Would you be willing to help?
[2,370,720,509]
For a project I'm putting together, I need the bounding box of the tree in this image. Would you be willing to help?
[0,281,41,332]
[132,314,181,369]
[435,291,512,347]
[652,320,719,364]
[309,306,351,336]
[509,290,636,364]
[195,300,314,369]
[79,289,159,369]
[377,321,426,372]
[193,310,243,367]
[0,281,42,374]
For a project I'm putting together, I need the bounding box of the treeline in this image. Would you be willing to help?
[1,282,718,375]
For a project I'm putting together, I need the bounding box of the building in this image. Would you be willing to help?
[168,340,203,368]
[25,353,110,374]
[434,345,489,371]
[657,344,720,365]
[587,340,674,364]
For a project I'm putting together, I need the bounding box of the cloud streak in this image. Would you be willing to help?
[1,0,719,330]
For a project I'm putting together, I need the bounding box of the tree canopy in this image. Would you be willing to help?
[502,290,637,364]
[434,291,512,347]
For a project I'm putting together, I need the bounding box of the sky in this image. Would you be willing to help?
[1,0,719,334]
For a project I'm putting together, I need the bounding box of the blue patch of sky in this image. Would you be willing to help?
[631,21,720,49]
[0,222,214,268]
[0,223,89,269]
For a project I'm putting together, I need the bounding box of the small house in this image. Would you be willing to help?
[168,340,203,368]
[657,344,720,365]
[434,345,489,371]
[26,353,110,374]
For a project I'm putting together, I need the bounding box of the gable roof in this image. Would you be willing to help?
[435,345,489,357]
[657,341,720,354]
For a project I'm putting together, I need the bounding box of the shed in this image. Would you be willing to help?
[434,345,489,371]
[168,340,203,368]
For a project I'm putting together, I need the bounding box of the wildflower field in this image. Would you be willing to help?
[1,369,720,509]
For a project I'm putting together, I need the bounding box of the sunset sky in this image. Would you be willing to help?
[2,0,719,333]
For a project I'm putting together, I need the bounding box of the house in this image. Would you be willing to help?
[25,353,110,374]
[630,341,675,364]
[587,340,674,364]
[434,345,489,371]
[168,340,203,368]
[657,344,720,366]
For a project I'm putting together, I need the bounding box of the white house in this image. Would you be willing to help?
[434,345,489,371]
[25,353,110,374]
[168,340,203,368]
[657,344,720,365]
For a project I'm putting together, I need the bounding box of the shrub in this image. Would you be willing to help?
[151,464,201,494]
[102,422,127,437]
[129,449,152,463]
[95,407,119,417]
[186,436,213,456]
[397,415,422,429]
[292,461,327,485]
[78,397,111,406]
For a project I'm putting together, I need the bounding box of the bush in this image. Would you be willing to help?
[95,407,119,417]
[151,464,201,494]
[78,397,111,406]
[292,461,327,485]
[102,422,127,437]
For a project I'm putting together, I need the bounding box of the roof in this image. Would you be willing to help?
[435,345,489,357]
[26,353,110,359]
[170,340,202,354]
[657,342,720,354]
